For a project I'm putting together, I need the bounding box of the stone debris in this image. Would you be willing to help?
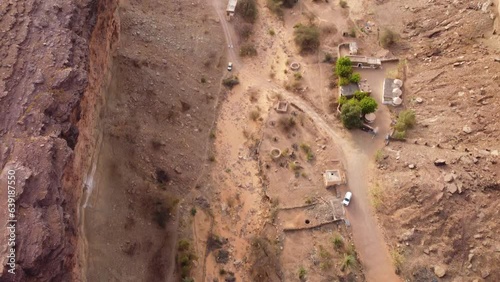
[463,125,472,134]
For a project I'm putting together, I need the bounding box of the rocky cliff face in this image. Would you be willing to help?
[0,0,117,280]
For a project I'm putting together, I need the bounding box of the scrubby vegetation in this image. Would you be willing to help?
[293,24,320,53]
[222,76,240,89]
[278,116,297,132]
[237,0,258,23]
[240,44,258,57]
[393,109,416,139]
[380,28,397,48]
[177,239,197,280]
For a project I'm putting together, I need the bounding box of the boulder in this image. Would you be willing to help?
[434,265,446,278]
[447,183,458,194]
[463,125,472,134]
[434,159,447,166]
[444,174,454,183]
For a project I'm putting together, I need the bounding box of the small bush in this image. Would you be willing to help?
[341,254,357,272]
[323,53,334,63]
[190,207,197,216]
[349,28,356,37]
[294,72,302,80]
[298,266,307,281]
[237,23,254,40]
[395,110,416,131]
[391,250,405,274]
[332,234,344,249]
[240,44,258,57]
[339,0,347,8]
[294,24,321,53]
[222,76,240,89]
[374,149,384,163]
[279,116,296,132]
[392,130,406,140]
[249,110,260,121]
[350,72,361,83]
[380,28,397,48]
[267,0,284,18]
[201,77,206,83]
[269,29,276,36]
[208,154,215,162]
[339,77,350,86]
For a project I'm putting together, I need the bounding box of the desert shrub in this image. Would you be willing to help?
[237,0,258,23]
[339,0,347,8]
[332,234,344,249]
[395,110,416,131]
[349,27,356,37]
[350,72,361,83]
[190,207,197,216]
[380,28,397,48]
[200,77,206,83]
[374,149,383,163]
[391,250,405,274]
[249,110,260,121]
[392,130,406,140]
[341,254,357,271]
[294,24,321,53]
[282,0,298,8]
[323,53,334,63]
[269,29,275,36]
[294,72,302,80]
[340,99,362,129]
[237,23,254,40]
[335,57,353,78]
[298,266,307,281]
[240,44,258,57]
[359,96,378,115]
[222,76,240,89]
[267,0,284,18]
[354,91,369,100]
[279,116,296,132]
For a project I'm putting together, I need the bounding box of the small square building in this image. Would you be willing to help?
[324,170,344,189]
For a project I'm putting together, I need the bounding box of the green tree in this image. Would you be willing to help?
[341,99,362,129]
[339,77,350,86]
[294,24,320,52]
[335,57,353,78]
[359,97,378,115]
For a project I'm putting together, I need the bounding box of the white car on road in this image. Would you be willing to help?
[227,62,233,71]
[342,191,352,206]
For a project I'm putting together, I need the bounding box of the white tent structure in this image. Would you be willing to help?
[392,88,402,97]
[393,97,402,106]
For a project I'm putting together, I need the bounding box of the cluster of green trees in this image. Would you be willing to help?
[339,91,378,129]
[335,57,361,86]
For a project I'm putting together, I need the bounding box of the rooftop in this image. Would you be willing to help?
[226,0,238,12]
[348,55,382,66]
[340,83,360,97]
[324,170,343,187]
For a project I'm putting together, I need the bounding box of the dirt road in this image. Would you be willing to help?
[211,1,400,280]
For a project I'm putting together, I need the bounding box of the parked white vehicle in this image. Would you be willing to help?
[227,62,233,71]
[342,191,352,206]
